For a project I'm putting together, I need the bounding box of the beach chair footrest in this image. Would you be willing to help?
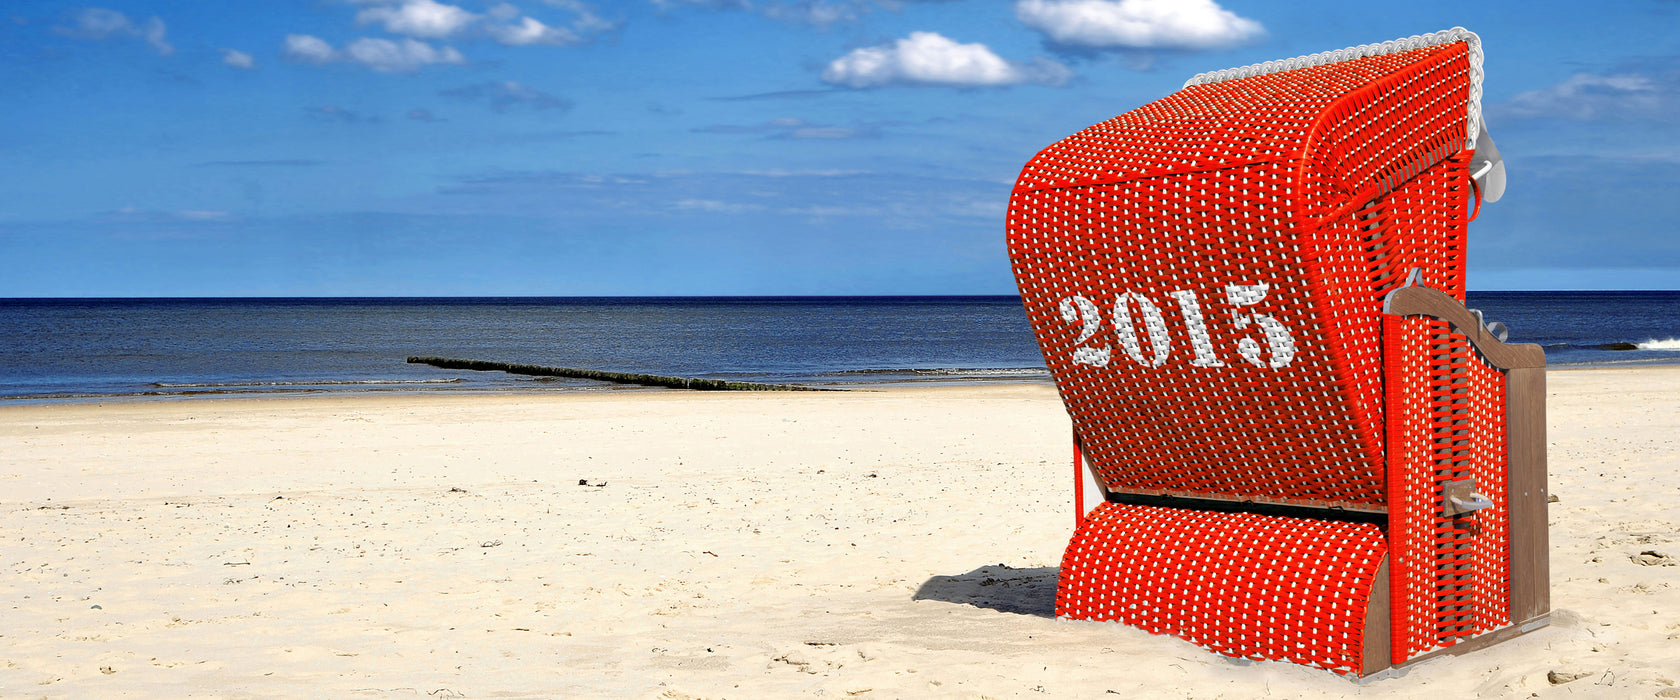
[1056,502,1388,675]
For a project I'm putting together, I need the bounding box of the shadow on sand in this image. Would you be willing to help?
[912,564,1059,618]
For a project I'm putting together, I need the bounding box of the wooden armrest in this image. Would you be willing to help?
[1382,285,1545,369]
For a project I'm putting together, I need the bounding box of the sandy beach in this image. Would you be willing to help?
[2,368,1677,698]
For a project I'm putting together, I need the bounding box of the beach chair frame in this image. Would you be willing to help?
[1006,29,1549,675]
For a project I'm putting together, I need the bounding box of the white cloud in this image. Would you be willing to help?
[439,81,571,112]
[651,0,751,9]
[763,1,866,26]
[221,49,257,70]
[485,1,613,45]
[356,0,477,39]
[651,0,940,27]
[738,169,871,177]
[306,105,374,123]
[283,2,608,75]
[789,125,858,139]
[176,210,234,221]
[346,37,466,72]
[544,0,614,28]
[283,34,465,72]
[692,117,879,139]
[674,198,767,213]
[53,8,173,56]
[1497,71,1675,122]
[821,32,1070,88]
[1014,0,1263,51]
[486,16,568,45]
[488,2,524,20]
[308,0,614,57]
[104,207,234,222]
[283,34,337,64]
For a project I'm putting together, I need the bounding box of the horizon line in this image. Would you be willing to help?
[4,290,1678,302]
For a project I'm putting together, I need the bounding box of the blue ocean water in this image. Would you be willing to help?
[0,293,1675,402]
[1466,291,1680,366]
[0,297,1045,401]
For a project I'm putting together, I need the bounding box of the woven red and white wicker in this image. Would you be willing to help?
[1006,28,1549,676]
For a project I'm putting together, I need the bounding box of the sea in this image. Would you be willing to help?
[1,292,1677,403]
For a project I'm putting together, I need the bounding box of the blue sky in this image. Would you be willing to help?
[1,0,1675,296]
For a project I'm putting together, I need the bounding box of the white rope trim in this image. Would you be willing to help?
[1183,28,1483,149]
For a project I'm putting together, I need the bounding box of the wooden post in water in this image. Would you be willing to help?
[406,356,823,392]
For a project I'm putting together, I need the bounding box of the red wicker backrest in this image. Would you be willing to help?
[1008,42,1476,511]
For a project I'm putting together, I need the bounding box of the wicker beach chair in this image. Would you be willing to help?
[1005,29,1547,675]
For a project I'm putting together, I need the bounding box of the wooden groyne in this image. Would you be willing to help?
[406,356,824,392]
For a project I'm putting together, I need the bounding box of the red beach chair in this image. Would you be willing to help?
[1005,29,1548,675]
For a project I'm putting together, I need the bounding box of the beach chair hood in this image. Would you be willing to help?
[1009,29,1486,511]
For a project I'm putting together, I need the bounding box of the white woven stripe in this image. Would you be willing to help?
[1183,28,1484,149]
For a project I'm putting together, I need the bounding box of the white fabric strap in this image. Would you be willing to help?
[1182,28,1484,150]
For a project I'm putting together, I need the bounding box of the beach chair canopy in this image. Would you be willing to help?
[1010,29,1485,511]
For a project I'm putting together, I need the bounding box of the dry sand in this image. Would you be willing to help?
[1,369,1677,698]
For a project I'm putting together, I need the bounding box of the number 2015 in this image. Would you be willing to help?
[1057,284,1297,370]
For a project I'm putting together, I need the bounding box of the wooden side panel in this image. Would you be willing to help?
[1362,557,1392,676]
[1506,367,1550,622]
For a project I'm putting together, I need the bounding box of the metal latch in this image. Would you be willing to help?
[1443,478,1494,516]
